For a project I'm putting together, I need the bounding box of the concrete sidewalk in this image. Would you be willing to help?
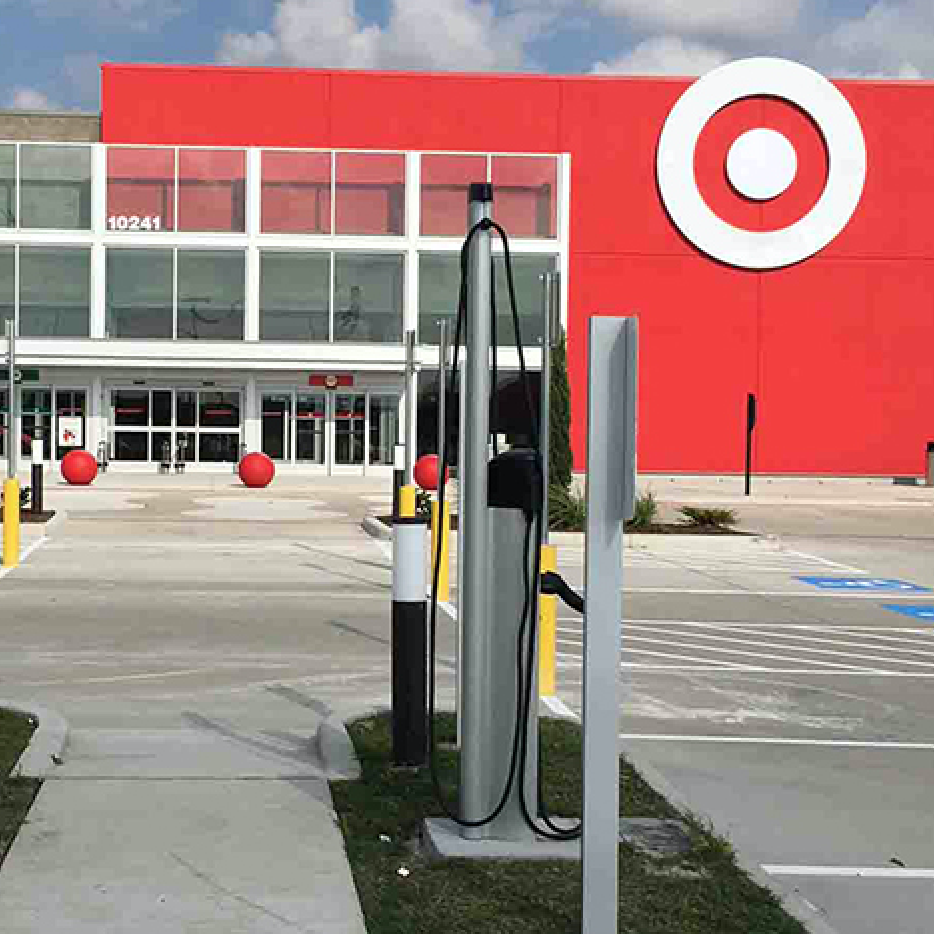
[1,704,367,934]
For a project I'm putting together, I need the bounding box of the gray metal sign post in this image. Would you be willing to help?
[459,183,493,837]
[539,271,560,543]
[404,329,417,484]
[4,320,16,479]
[582,316,637,934]
[436,318,448,492]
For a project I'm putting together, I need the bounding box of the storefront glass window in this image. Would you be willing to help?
[333,252,403,343]
[176,390,197,427]
[418,252,553,346]
[369,394,399,466]
[106,248,174,339]
[418,253,459,346]
[198,433,239,463]
[420,154,487,236]
[334,152,405,236]
[0,145,15,228]
[19,247,91,337]
[261,151,331,234]
[177,149,246,233]
[107,147,175,232]
[152,390,172,427]
[20,145,91,230]
[260,251,330,341]
[0,248,13,335]
[176,250,245,340]
[113,389,150,427]
[490,156,557,239]
[112,432,148,461]
[199,391,240,428]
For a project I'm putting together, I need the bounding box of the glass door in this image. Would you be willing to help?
[295,392,326,465]
[261,393,291,461]
[331,392,366,471]
[21,388,53,459]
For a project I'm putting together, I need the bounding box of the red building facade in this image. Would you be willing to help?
[101,62,934,477]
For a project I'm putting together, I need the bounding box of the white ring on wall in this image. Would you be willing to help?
[657,57,867,270]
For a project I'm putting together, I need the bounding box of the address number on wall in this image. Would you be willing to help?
[107,215,163,231]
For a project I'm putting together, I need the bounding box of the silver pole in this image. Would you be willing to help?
[436,319,448,493]
[581,317,637,934]
[404,329,416,484]
[459,183,493,837]
[5,320,16,479]
[539,271,558,543]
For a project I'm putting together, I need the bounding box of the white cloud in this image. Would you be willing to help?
[592,36,728,76]
[218,0,546,72]
[818,1,934,79]
[587,0,803,40]
[6,87,57,110]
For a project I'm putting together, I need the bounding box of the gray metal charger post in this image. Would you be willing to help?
[582,316,637,934]
[459,183,494,837]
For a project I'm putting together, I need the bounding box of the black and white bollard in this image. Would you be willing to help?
[391,516,428,766]
[30,436,44,515]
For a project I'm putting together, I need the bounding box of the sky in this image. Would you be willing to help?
[0,0,930,112]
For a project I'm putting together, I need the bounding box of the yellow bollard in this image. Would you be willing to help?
[539,544,557,696]
[430,499,451,603]
[2,478,21,569]
[399,484,416,518]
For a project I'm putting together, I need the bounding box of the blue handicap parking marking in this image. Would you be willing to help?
[882,604,934,621]
[796,576,932,593]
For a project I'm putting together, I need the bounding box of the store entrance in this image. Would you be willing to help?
[108,387,242,464]
[261,389,398,474]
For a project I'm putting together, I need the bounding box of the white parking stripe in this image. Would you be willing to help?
[556,646,749,669]
[619,734,934,749]
[621,621,934,669]
[761,865,934,878]
[559,632,889,673]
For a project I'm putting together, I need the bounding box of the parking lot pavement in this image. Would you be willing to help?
[549,533,934,934]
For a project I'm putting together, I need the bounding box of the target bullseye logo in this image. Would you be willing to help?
[657,58,867,270]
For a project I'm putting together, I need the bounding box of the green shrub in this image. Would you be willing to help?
[0,485,30,509]
[548,483,586,532]
[415,489,433,520]
[628,490,658,529]
[678,505,738,528]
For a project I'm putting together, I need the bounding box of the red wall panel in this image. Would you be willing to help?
[102,65,332,147]
[759,259,934,475]
[100,64,934,476]
[569,254,759,473]
[329,73,562,152]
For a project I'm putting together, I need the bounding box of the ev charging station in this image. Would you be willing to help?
[421,183,638,934]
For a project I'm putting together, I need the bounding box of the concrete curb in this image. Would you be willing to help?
[361,515,391,540]
[0,699,69,778]
[618,740,844,934]
[315,714,361,780]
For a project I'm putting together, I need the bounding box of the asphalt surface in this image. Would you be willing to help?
[1,470,933,933]
[552,500,934,934]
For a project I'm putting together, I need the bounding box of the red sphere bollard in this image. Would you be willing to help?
[238,452,275,489]
[413,454,449,492]
[61,450,98,486]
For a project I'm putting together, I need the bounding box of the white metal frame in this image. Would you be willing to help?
[0,141,571,471]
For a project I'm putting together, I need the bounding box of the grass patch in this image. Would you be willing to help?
[330,713,807,934]
[678,506,739,528]
[0,709,41,869]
